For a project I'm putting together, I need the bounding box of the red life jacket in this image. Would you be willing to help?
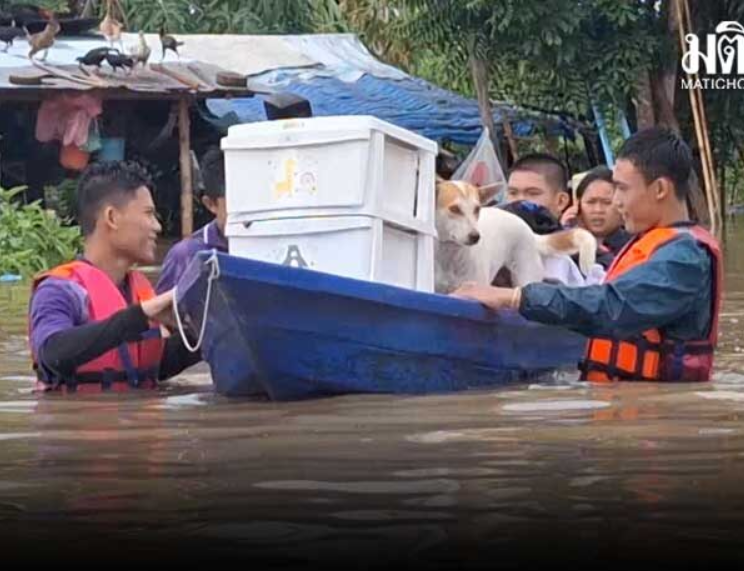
[580,225,722,383]
[30,261,164,393]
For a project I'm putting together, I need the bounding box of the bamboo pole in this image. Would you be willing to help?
[686,78,714,228]
[676,0,722,237]
[177,97,193,238]
[699,96,723,232]
[720,161,726,231]
[683,0,721,231]
[694,71,723,231]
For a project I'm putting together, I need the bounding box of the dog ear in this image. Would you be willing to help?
[477,182,502,205]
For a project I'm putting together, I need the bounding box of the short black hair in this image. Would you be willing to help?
[509,153,569,193]
[617,127,692,200]
[76,161,153,236]
[199,147,225,200]
[576,165,613,200]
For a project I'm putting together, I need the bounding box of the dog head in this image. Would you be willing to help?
[435,179,499,245]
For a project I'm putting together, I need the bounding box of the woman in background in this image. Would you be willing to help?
[563,166,632,268]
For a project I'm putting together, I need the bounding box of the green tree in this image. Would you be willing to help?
[41,0,744,217]
[0,187,82,277]
[393,0,582,158]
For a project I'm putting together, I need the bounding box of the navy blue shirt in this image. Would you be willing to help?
[156,220,228,293]
[520,229,714,341]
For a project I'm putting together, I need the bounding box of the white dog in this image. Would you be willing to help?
[435,179,598,293]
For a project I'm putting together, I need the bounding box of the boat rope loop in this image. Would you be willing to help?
[173,249,221,353]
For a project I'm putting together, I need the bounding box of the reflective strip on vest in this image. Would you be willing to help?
[580,225,722,383]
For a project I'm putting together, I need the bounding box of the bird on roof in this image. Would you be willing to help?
[99,0,124,49]
[76,46,118,70]
[128,30,151,68]
[0,22,24,52]
[159,27,183,60]
[104,50,135,74]
[26,16,60,61]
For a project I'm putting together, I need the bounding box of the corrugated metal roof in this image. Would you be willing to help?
[0,34,262,96]
[0,30,582,141]
[0,60,254,96]
[0,32,316,73]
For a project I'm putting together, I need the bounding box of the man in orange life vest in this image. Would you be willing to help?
[453,127,723,382]
[28,161,201,393]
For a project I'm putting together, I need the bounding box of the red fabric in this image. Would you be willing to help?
[582,225,722,383]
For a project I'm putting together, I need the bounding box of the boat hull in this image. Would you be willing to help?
[176,252,586,400]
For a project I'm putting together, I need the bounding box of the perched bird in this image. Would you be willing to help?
[76,46,117,70]
[99,0,124,49]
[104,50,135,73]
[0,23,24,52]
[128,30,151,67]
[159,27,183,60]
[26,18,60,61]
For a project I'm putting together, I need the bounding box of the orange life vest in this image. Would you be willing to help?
[30,261,164,393]
[580,225,722,383]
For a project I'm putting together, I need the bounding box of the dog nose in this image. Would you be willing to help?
[467,232,480,245]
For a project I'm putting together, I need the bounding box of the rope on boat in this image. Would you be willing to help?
[173,249,221,353]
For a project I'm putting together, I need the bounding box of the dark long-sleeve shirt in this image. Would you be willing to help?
[519,231,713,341]
[30,276,201,383]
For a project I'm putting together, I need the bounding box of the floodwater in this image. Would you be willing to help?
[1,225,744,569]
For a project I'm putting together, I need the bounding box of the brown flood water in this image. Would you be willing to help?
[1,225,744,569]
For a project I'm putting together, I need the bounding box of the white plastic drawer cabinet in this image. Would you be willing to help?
[221,116,438,236]
[226,215,435,293]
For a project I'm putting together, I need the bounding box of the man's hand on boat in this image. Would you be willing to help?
[142,289,177,330]
[451,282,522,311]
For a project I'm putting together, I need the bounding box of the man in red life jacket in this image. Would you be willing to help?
[28,161,201,393]
[454,127,722,383]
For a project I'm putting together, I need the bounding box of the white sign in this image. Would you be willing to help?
[681,21,744,90]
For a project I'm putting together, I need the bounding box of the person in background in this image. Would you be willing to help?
[156,147,228,293]
[500,153,601,286]
[562,165,633,269]
[454,127,722,383]
[436,148,460,180]
[28,161,200,393]
[505,153,571,221]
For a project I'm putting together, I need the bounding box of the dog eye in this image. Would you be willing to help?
[449,205,462,215]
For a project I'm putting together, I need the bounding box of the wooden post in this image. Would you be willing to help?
[468,52,503,166]
[502,117,519,162]
[635,71,656,129]
[177,97,193,238]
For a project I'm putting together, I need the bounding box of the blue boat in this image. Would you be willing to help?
[174,251,586,400]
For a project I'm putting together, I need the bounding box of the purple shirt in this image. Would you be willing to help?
[156,220,228,293]
[28,262,132,375]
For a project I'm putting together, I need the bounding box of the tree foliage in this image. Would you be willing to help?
[25,0,744,207]
[0,187,82,277]
[395,0,665,117]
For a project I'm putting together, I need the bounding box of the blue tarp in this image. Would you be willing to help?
[206,74,576,147]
